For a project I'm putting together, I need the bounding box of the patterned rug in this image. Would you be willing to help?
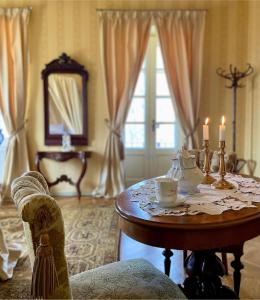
[1,197,259,299]
[0,197,120,299]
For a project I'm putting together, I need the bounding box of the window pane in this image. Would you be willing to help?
[156,124,176,149]
[150,24,157,36]
[141,58,146,70]
[0,113,7,183]
[156,98,175,122]
[156,71,170,96]
[125,124,145,148]
[156,46,164,69]
[0,113,7,137]
[134,71,145,96]
[126,97,145,122]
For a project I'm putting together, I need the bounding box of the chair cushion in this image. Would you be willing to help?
[70,258,186,299]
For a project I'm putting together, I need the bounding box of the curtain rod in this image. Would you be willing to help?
[1,6,32,10]
[96,8,207,12]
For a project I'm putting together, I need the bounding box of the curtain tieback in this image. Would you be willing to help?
[105,119,121,137]
[9,119,28,139]
[105,119,125,160]
[185,118,200,144]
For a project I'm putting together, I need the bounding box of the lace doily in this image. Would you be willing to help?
[129,174,260,216]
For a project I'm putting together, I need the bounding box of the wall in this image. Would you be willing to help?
[244,1,260,177]
[0,0,252,194]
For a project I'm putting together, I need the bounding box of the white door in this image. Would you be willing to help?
[124,28,182,187]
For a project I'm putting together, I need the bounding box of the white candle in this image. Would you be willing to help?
[203,117,209,140]
[219,116,226,141]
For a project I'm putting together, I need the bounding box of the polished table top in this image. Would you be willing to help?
[116,179,260,250]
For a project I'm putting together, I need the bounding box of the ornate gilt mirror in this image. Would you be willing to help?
[42,53,88,145]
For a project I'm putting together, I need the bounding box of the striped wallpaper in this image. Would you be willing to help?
[0,0,257,192]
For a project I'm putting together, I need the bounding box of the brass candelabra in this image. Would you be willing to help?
[201,140,216,185]
[212,141,235,189]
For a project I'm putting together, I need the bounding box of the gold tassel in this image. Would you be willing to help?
[31,232,59,299]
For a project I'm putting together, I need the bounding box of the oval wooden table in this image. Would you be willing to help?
[116,180,260,299]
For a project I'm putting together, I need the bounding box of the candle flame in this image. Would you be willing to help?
[205,117,209,125]
[221,116,225,125]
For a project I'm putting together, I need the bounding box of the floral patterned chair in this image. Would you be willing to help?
[11,171,186,299]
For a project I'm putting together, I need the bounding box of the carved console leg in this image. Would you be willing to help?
[76,183,81,200]
[76,157,87,200]
[162,249,173,276]
[183,250,237,299]
[231,244,244,297]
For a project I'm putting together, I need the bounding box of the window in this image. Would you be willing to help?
[0,114,7,183]
[155,45,176,149]
[124,61,146,149]
[124,27,178,150]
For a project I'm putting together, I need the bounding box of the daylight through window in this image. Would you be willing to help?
[124,27,178,150]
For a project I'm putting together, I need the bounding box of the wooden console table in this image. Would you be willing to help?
[35,151,91,199]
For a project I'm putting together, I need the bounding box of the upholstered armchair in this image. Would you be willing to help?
[11,171,186,299]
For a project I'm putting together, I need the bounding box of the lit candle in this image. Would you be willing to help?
[203,117,209,140]
[219,116,226,141]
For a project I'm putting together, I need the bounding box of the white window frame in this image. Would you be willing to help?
[124,27,181,152]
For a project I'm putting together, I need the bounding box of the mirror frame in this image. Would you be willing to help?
[42,53,89,145]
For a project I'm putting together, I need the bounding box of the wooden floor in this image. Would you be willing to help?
[119,232,260,299]
[119,232,186,284]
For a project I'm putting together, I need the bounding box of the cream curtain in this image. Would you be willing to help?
[0,8,31,203]
[154,11,206,148]
[0,225,22,281]
[94,11,152,197]
[48,74,82,134]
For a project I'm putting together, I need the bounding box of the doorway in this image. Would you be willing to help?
[124,27,182,186]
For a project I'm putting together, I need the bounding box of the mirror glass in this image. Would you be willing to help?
[48,73,83,135]
[42,53,88,146]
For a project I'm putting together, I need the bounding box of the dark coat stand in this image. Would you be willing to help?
[216,64,254,173]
